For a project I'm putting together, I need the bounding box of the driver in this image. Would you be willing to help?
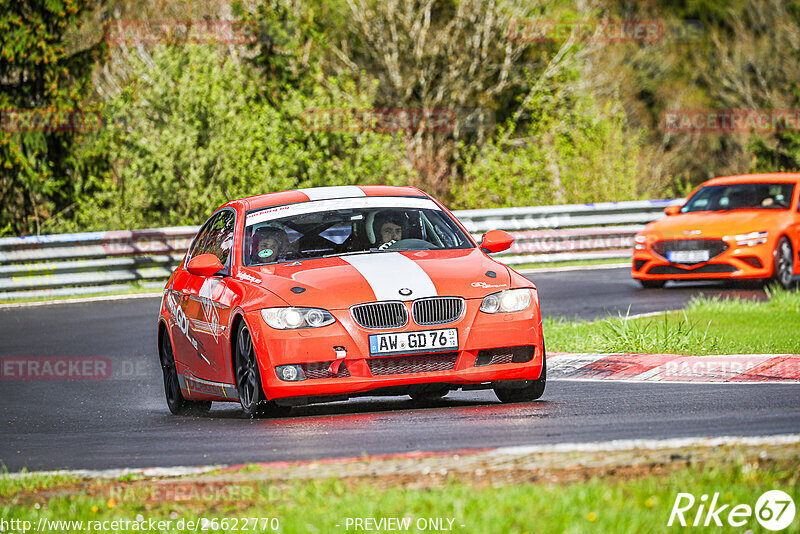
[379,219,402,245]
[374,215,403,249]
[251,226,288,262]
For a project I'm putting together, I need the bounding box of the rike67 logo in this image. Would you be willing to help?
[669,490,796,530]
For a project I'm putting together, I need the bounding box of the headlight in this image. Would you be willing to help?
[480,289,532,313]
[732,231,768,247]
[261,307,335,329]
[634,234,647,250]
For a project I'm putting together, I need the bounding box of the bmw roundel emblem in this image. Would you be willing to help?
[398,288,412,296]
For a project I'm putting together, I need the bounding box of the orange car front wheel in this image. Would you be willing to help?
[770,236,794,289]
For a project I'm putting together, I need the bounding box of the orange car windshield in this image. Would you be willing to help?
[681,182,795,213]
[242,204,473,266]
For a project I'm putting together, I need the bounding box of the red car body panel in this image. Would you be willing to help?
[158,186,544,405]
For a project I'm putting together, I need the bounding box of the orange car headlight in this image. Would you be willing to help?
[731,231,768,247]
[480,289,532,313]
[261,307,335,329]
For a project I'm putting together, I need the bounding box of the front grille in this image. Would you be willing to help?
[652,239,728,262]
[367,352,458,376]
[412,297,464,326]
[647,264,736,275]
[300,362,350,380]
[475,346,536,367]
[351,301,408,329]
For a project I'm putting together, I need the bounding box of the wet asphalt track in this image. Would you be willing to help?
[1,267,798,472]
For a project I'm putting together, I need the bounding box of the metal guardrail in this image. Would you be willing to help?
[0,199,679,300]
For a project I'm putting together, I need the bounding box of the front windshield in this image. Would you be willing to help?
[681,182,795,213]
[243,196,473,266]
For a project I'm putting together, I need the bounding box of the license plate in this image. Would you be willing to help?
[667,250,709,263]
[369,328,458,356]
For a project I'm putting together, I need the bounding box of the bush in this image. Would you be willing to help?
[452,91,644,209]
[56,44,411,231]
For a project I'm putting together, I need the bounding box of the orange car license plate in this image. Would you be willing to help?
[667,250,709,263]
[369,329,458,356]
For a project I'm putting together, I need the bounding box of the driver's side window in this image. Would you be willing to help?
[188,210,235,267]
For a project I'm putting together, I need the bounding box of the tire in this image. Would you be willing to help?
[494,345,547,403]
[159,330,212,415]
[234,321,290,418]
[638,279,666,289]
[409,385,450,401]
[769,236,794,290]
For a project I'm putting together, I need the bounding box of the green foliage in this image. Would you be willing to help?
[0,0,105,236]
[58,45,410,231]
[453,91,643,208]
[6,0,800,235]
[749,131,800,174]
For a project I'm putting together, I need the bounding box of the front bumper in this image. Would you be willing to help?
[245,298,544,402]
[631,239,774,281]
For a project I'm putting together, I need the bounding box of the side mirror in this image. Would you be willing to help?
[663,205,681,216]
[479,230,514,253]
[186,253,225,277]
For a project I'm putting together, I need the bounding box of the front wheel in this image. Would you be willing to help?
[769,236,794,289]
[160,331,211,415]
[234,321,290,418]
[494,346,547,403]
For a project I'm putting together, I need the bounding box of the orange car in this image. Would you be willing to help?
[158,185,545,417]
[632,173,800,288]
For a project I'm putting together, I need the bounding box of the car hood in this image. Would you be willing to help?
[243,249,512,309]
[646,210,784,239]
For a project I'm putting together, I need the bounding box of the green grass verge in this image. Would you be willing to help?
[0,285,162,305]
[1,456,797,533]
[546,286,800,354]
[511,257,628,270]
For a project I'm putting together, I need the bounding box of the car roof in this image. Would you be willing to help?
[221,185,429,212]
[703,173,800,186]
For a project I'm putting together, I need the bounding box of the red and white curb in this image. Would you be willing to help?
[547,352,800,382]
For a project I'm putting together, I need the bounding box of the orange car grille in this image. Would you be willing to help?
[352,297,465,329]
[652,239,728,261]
[367,352,458,376]
[301,361,351,379]
[412,297,464,325]
[351,302,408,329]
[475,346,536,366]
[647,264,736,274]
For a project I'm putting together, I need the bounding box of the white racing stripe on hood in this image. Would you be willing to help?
[343,252,437,301]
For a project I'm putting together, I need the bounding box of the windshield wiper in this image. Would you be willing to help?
[319,249,383,259]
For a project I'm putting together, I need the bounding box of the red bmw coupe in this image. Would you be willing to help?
[158,186,546,416]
